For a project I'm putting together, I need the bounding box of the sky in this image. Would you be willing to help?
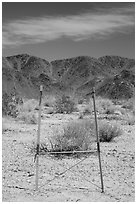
[2,2,135,61]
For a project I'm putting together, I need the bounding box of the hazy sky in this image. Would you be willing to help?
[2,2,135,61]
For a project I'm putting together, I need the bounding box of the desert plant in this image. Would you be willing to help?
[121,98,135,111]
[104,106,115,114]
[98,121,122,142]
[2,92,23,117]
[83,106,92,115]
[17,112,37,124]
[50,119,95,152]
[126,113,135,125]
[55,95,76,114]
[17,99,38,113]
[95,97,115,114]
[78,112,84,119]
[43,95,56,107]
[78,98,84,104]
[17,99,39,124]
[81,97,115,116]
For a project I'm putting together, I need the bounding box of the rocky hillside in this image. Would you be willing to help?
[2,54,135,99]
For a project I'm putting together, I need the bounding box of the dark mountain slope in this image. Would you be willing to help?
[2,54,53,98]
[2,54,135,99]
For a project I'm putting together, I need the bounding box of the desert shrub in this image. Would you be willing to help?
[43,95,56,107]
[50,119,95,152]
[46,107,54,114]
[18,99,38,113]
[78,98,84,104]
[2,93,23,117]
[126,114,135,125]
[17,99,39,124]
[81,97,115,116]
[49,119,121,153]
[78,112,84,119]
[55,95,76,114]
[17,112,37,124]
[98,121,122,142]
[121,98,135,111]
[83,106,92,115]
[95,97,115,114]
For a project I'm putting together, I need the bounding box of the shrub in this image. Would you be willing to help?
[121,98,135,111]
[46,107,54,114]
[43,95,56,107]
[55,95,76,114]
[17,99,38,113]
[81,97,115,117]
[2,93,23,117]
[83,107,92,115]
[50,119,95,152]
[78,112,84,119]
[78,99,84,104]
[49,119,121,153]
[98,121,122,142]
[95,97,115,114]
[126,114,135,125]
[17,112,37,124]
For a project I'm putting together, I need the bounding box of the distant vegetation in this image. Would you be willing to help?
[39,119,122,154]
[55,95,76,114]
[2,92,23,117]
[2,54,135,152]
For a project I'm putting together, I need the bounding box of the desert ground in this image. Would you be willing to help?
[2,101,135,202]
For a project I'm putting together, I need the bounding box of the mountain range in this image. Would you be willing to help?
[2,54,135,100]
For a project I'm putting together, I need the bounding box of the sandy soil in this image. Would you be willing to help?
[2,113,135,202]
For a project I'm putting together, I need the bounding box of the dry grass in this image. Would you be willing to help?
[17,112,37,124]
[17,99,38,124]
[121,98,135,111]
[54,95,76,114]
[43,95,57,107]
[17,99,38,113]
[125,113,135,125]
[43,118,122,153]
[98,120,122,142]
[48,119,95,152]
[81,97,115,115]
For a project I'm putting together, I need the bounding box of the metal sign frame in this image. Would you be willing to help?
[35,86,104,193]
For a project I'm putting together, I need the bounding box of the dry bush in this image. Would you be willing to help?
[50,119,95,152]
[98,121,122,142]
[17,99,38,124]
[121,98,135,112]
[81,97,115,117]
[48,118,122,153]
[55,95,76,114]
[125,113,135,125]
[43,95,56,107]
[17,99,38,113]
[30,119,122,156]
[95,97,115,114]
[83,106,92,115]
[2,93,23,117]
[17,112,37,124]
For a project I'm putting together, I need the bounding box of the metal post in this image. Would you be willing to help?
[35,85,43,191]
[92,87,104,193]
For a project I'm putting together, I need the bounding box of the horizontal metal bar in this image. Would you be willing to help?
[42,150,97,154]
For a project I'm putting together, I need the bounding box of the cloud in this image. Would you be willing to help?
[3,5,134,48]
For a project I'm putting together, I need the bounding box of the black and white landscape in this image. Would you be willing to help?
[2,2,135,202]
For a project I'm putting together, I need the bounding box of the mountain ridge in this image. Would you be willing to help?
[2,54,135,99]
